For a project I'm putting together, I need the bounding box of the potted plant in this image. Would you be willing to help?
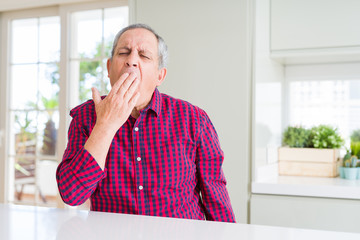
[339,130,360,180]
[341,156,359,180]
[308,125,344,149]
[282,126,311,148]
[279,125,344,177]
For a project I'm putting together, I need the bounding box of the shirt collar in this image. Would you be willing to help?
[143,88,162,117]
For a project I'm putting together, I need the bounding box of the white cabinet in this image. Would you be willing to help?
[271,0,360,51]
[270,0,360,64]
[250,194,360,233]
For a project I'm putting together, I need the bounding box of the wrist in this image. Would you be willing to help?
[93,122,118,137]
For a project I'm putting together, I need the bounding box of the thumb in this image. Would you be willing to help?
[92,87,101,105]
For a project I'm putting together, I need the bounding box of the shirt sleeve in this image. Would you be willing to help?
[195,109,236,222]
[56,116,107,206]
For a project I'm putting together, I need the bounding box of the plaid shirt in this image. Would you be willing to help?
[56,88,235,222]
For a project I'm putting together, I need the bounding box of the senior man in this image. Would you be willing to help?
[56,23,235,222]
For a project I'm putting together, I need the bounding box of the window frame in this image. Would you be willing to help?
[0,6,60,205]
[0,0,129,206]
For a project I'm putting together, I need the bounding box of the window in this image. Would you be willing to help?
[288,79,360,144]
[8,16,60,206]
[1,2,129,207]
[69,7,128,108]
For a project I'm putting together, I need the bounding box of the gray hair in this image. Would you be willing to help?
[110,23,168,69]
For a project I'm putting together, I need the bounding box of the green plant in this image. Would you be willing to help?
[350,129,360,142]
[308,125,344,149]
[343,156,359,168]
[14,112,35,143]
[343,149,351,161]
[282,126,311,148]
[78,40,113,102]
[350,141,360,158]
[48,40,113,103]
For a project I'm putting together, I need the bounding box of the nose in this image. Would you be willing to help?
[125,53,138,67]
[126,61,138,67]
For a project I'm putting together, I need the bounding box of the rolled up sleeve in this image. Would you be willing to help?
[56,117,106,206]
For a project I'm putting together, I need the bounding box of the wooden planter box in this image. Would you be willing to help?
[278,147,340,177]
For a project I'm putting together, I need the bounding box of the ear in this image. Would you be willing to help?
[156,68,167,87]
[106,58,112,77]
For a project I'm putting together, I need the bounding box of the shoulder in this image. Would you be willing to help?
[69,99,97,125]
[160,93,207,118]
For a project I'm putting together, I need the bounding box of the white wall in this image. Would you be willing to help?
[134,0,253,223]
[253,0,284,181]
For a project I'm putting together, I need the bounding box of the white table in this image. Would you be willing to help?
[1,204,359,240]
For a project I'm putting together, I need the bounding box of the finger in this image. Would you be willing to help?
[92,87,101,105]
[109,72,130,96]
[123,78,140,102]
[117,73,137,96]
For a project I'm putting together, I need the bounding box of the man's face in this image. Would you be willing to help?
[107,28,166,109]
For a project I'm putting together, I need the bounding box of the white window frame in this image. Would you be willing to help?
[58,0,128,208]
[0,0,130,206]
[0,6,60,205]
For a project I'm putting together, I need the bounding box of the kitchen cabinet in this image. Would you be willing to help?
[250,194,360,233]
[270,0,360,64]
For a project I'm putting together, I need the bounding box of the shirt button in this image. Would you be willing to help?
[139,185,143,190]
[134,127,139,132]
[137,157,141,161]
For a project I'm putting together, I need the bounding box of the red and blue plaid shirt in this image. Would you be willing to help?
[56,88,235,222]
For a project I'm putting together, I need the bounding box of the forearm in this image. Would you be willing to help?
[56,147,107,206]
[84,72,139,170]
[84,123,116,170]
[200,178,236,222]
[57,72,138,205]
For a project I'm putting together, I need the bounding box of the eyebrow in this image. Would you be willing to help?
[117,46,154,56]
[139,49,153,56]
[117,47,131,52]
